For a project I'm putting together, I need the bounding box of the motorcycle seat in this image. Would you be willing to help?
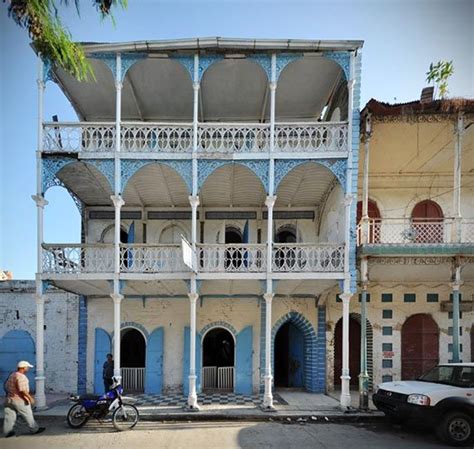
[80,394,103,401]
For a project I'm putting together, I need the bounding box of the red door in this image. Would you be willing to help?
[334,317,361,387]
[411,200,443,243]
[357,200,381,243]
[401,314,439,380]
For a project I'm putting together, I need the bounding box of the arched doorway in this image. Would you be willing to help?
[0,330,36,391]
[334,314,374,388]
[274,322,304,388]
[225,226,243,271]
[411,200,444,243]
[334,317,360,387]
[357,199,381,243]
[121,328,146,392]
[401,314,439,380]
[202,327,235,391]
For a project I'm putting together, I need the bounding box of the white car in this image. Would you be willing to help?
[373,363,474,447]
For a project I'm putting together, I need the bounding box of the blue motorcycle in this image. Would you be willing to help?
[67,377,139,431]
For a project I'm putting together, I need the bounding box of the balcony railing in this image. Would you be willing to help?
[42,242,346,275]
[197,244,266,273]
[42,244,114,273]
[356,218,474,246]
[42,121,348,154]
[272,244,345,272]
[119,244,188,272]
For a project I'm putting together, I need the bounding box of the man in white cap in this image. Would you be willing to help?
[3,361,45,438]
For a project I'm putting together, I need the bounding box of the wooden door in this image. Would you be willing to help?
[401,314,439,380]
[411,200,443,243]
[334,317,361,387]
[357,200,381,243]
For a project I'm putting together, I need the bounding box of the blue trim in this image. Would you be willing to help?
[323,51,350,80]
[275,53,303,81]
[119,322,149,340]
[94,328,111,394]
[198,55,224,82]
[145,327,164,394]
[236,326,253,394]
[121,54,147,81]
[77,296,88,394]
[121,159,193,193]
[274,159,347,193]
[198,159,269,192]
[199,321,237,339]
[259,298,266,393]
[171,55,195,82]
[183,327,202,395]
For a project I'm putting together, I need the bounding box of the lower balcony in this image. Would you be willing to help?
[42,243,345,276]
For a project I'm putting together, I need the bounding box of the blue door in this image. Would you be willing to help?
[145,327,163,394]
[288,323,304,388]
[0,330,36,391]
[94,328,111,394]
[183,327,201,396]
[235,326,253,394]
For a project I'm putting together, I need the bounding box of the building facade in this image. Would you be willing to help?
[28,38,363,409]
[355,98,474,389]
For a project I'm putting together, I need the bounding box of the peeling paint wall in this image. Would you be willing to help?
[324,284,473,390]
[0,281,79,393]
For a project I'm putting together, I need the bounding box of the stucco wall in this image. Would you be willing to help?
[0,281,79,394]
[324,283,473,391]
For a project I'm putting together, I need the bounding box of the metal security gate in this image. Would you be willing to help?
[202,366,234,390]
[121,367,145,392]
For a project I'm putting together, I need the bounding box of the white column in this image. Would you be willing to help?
[33,56,47,408]
[111,292,123,379]
[361,114,371,244]
[452,114,464,242]
[187,291,199,409]
[339,291,352,409]
[263,292,274,409]
[451,263,462,363]
[192,53,200,193]
[359,257,369,410]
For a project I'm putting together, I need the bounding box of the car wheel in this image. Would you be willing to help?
[437,411,473,447]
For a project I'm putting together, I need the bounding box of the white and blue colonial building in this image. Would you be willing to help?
[30,38,363,409]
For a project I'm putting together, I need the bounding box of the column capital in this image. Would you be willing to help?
[188,292,199,303]
[110,195,125,208]
[115,80,123,91]
[269,82,277,92]
[35,294,45,305]
[193,82,200,91]
[347,79,355,90]
[450,281,463,291]
[36,79,45,90]
[189,195,200,208]
[265,195,277,208]
[110,293,123,304]
[263,293,274,303]
[31,194,49,208]
[339,293,352,303]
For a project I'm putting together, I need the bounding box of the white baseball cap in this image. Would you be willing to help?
[17,361,34,369]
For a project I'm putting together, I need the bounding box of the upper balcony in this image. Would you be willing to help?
[356,218,474,253]
[41,39,360,159]
[42,121,348,156]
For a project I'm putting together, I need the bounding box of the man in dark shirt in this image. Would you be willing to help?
[103,354,114,393]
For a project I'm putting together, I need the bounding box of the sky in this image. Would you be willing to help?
[0,0,473,279]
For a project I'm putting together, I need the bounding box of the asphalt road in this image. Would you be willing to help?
[2,417,454,449]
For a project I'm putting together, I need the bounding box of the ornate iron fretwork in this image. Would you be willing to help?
[323,51,350,80]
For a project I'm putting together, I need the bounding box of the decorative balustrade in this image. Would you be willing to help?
[197,244,266,273]
[119,244,188,273]
[354,218,474,245]
[198,123,270,153]
[43,121,348,154]
[274,122,348,153]
[42,244,114,273]
[272,244,345,272]
[121,123,193,153]
[43,122,116,153]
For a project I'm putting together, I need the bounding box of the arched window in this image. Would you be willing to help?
[159,224,187,244]
[275,225,297,243]
[357,200,381,244]
[411,200,444,243]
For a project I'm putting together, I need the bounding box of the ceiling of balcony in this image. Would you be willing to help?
[56,160,340,208]
[53,55,346,122]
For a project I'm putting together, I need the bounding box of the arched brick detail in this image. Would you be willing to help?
[271,311,321,392]
[199,321,237,341]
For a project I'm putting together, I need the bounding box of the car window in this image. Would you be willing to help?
[420,366,474,388]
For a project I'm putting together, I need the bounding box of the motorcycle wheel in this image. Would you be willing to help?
[67,404,89,428]
[112,404,139,431]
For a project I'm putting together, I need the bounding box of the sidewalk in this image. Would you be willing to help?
[1,390,383,422]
